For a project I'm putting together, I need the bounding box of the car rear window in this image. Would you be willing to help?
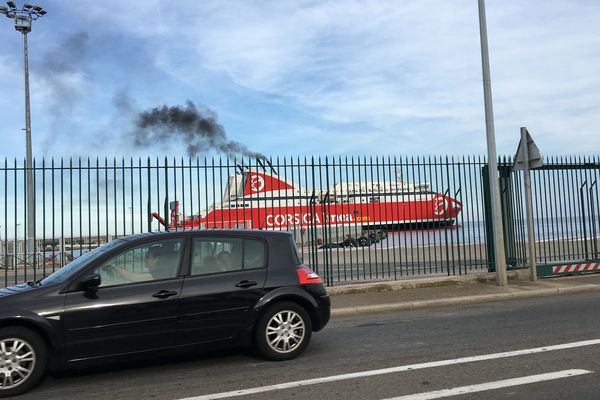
[244,239,266,269]
[191,237,266,276]
[289,236,302,265]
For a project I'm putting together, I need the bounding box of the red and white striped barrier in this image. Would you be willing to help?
[552,262,600,274]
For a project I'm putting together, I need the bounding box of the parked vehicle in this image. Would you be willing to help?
[0,230,330,397]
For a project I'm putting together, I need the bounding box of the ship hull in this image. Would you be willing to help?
[187,194,461,231]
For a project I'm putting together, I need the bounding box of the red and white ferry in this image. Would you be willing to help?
[154,168,462,232]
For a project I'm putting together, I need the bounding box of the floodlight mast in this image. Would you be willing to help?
[1,2,46,253]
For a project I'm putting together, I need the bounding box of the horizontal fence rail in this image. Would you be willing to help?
[0,155,597,287]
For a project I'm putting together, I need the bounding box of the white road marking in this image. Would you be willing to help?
[178,338,600,400]
[383,369,593,400]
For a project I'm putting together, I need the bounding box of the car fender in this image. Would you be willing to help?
[0,311,61,349]
[254,286,319,314]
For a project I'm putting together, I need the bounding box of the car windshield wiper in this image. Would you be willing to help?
[27,280,43,287]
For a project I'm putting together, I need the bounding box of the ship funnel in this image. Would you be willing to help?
[243,171,295,196]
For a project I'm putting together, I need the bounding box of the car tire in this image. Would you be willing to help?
[254,301,313,361]
[0,327,48,398]
[357,236,370,246]
[343,238,358,248]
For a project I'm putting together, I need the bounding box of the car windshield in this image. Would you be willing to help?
[39,239,124,286]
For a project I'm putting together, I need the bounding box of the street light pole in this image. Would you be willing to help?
[0,2,47,259]
[23,26,35,250]
[477,0,507,286]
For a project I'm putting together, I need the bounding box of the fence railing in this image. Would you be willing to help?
[1,155,598,287]
[496,156,600,269]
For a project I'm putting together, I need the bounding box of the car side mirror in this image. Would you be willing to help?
[80,273,101,291]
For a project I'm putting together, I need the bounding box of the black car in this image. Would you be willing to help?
[0,230,330,397]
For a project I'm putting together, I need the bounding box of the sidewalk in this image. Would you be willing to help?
[327,270,600,317]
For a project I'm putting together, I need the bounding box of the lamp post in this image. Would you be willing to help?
[0,2,47,259]
[477,0,507,286]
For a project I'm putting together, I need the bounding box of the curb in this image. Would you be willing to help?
[330,282,600,318]
[327,270,529,296]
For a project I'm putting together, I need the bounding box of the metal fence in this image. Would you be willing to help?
[497,156,600,269]
[1,155,598,287]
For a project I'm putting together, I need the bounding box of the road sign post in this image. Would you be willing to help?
[513,127,543,281]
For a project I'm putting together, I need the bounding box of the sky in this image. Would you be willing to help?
[0,0,599,161]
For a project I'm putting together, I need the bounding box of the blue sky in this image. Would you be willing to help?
[0,0,599,160]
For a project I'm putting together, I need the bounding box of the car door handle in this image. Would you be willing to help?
[235,280,258,288]
[152,290,178,299]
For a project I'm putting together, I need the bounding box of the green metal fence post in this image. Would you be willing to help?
[482,164,495,272]
[499,161,517,268]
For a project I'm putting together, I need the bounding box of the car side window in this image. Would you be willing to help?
[244,239,266,269]
[93,238,183,287]
[191,237,266,276]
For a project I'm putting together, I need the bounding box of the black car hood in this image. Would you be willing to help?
[0,283,37,298]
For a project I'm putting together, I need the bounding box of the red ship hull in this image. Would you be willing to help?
[182,194,461,230]
[155,170,462,233]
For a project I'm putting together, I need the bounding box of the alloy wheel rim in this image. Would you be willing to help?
[266,310,305,354]
[0,338,36,390]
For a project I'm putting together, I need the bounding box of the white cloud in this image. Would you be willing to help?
[2,0,599,158]
[0,54,30,156]
[176,1,600,155]
[166,1,485,137]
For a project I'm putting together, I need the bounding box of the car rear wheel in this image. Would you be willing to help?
[255,301,312,361]
[0,327,47,398]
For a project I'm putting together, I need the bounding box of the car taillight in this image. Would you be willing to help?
[296,266,323,284]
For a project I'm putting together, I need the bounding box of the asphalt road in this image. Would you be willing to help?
[18,291,600,400]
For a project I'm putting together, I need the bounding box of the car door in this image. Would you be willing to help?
[177,236,268,345]
[62,237,185,361]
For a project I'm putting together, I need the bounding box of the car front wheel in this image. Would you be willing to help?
[0,327,47,398]
[255,302,312,361]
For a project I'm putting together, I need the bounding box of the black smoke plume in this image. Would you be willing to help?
[39,32,90,110]
[133,101,265,159]
[39,32,91,154]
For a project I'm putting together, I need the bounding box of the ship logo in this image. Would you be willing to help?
[243,172,295,196]
[250,175,265,192]
[433,196,449,216]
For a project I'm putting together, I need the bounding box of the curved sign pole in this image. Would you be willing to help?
[514,127,544,281]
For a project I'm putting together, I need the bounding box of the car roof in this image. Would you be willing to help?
[117,229,293,243]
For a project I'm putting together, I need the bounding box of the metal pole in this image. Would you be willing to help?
[478,0,507,286]
[24,31,35,255]
[521,128,537,281]
[1,4,47,263]
[16,223,20,268]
